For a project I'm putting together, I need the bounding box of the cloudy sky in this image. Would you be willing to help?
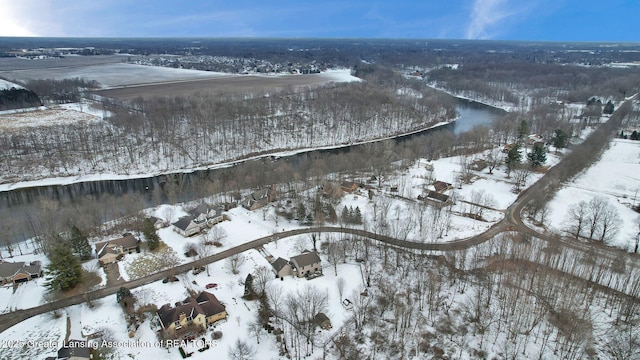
[0,0,638,41]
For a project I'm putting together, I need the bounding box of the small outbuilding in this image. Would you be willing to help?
[314,312,332,330]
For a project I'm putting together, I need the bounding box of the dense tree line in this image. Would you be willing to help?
[428,61,640,107]
[279,232,640,360]
[0,87,41,110]
[24,78,99,104]
[0,71,455,184]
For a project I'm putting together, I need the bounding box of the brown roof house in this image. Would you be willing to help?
[94,234,139,265]
[432,181,453,193]
[340,181,359,193]
[0,260,42,285]
[290,251,322,278]
[157,291,227,339]
[241,187,277,210]
[314,312,332,330]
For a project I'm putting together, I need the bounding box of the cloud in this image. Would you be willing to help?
[0,2,39,36]
[466,0,519,39]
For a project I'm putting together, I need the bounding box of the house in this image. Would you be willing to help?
[314,312,332,330]
[527,134,544,146]
[425,190,451,204]
[433,181,452,193]
[290,251,322,278]
[502,143,515,154]
[57,339,92,360]
[271,257,292,278]
[172,215,203,237]
[340,181,359,193]
[149,216,167,229]
[0,260,42,285]
[94,234,139,265]
[188,204,225,226]
[241,187,276,210]
[157,291,227,339]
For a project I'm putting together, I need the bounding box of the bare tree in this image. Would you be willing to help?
[226,254,246,275]
[252,266,271,297]
[566,200,588,238]
[228,339,256,360]
[486,147,503,174]
[512,166,531,192]
[337,277,346,300]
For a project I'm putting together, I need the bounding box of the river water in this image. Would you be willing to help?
[0,100,503,242]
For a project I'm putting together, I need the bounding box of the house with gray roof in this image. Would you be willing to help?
[0,260,42,285]
[290,251,322,278]
[94,234,139,265]
[172,215,203,237]
[57,339,92,360]
[271,257,292,278]
[241,187,276,210]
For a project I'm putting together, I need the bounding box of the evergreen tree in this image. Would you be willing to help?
[44,245,83,292]
[116,286,133,304]
[70,225,92,260]
[341,206,349,224]
[244,273,254,297]
[142,218,160,250]
[296,203,306,222]
[631,131,639,141]
[603,100,614,114]
[517,120,529,140]
[354,206,363,224]
[505,143,522,177]
[527,143,547,168]
[552,129,569,149]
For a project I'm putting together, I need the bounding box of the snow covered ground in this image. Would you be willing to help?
[0,106,101,131]
[1,63,231,89]
[0,231,362,360]
[546,138,640,249]
[2,128,638,358]
[0,79,23,90]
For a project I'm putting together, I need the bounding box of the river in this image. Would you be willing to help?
[0,100,503,243]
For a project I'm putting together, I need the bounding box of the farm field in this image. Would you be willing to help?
[93,68,360,100]
[1,62,228,88]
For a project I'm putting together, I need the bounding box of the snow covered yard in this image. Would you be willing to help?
[546,138,640,250]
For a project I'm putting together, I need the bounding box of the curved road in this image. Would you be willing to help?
[0,97,635,334]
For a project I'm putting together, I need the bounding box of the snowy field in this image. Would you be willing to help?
[0,79,23,90]
[0,63,231,89]
[546,138,640,249]
[0,106,101,131]
[1,62,360,90]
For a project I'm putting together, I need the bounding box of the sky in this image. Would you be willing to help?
[0,0,638,42]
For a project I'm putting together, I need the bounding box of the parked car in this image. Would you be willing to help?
[205,283,218,289]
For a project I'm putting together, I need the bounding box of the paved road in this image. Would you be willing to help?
[0,97,634,334]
